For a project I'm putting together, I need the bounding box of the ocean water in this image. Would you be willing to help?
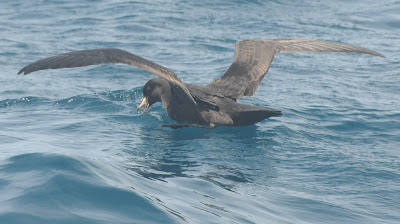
[1,0,399,223]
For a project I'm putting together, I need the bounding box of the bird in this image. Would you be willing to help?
[18,39,385,128]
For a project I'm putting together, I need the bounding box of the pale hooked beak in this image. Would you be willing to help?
[137,97,149,113]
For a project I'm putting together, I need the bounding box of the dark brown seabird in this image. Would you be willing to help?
[18,39,385,128]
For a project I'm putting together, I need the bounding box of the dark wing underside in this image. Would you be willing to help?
[18,48,196,104]
[207,39,385,99]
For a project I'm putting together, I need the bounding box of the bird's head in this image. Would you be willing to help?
[137,78,171,113]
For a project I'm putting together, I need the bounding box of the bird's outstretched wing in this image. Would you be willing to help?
[207,39,385,99]
[18,48,196,104]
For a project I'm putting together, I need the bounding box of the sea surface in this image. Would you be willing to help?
[1,0,399,223]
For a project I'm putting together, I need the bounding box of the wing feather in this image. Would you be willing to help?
[207,39,384,99]
[18,48,196,104]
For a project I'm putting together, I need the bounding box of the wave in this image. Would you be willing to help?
[0,153,178,224]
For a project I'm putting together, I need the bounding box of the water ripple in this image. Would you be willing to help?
[1,0,399,223]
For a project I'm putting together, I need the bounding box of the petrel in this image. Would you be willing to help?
[18,39,384,128]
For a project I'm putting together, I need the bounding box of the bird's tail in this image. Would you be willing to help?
[230,106,281,126]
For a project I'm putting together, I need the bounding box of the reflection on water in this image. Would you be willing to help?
[123,123,279,192]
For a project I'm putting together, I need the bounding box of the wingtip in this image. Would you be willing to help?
[17,67,26,75]
[368,49,385,58]
[17,67,31,75]
[371,51,386,58]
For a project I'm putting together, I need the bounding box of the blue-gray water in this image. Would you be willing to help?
[1,0,399,223]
